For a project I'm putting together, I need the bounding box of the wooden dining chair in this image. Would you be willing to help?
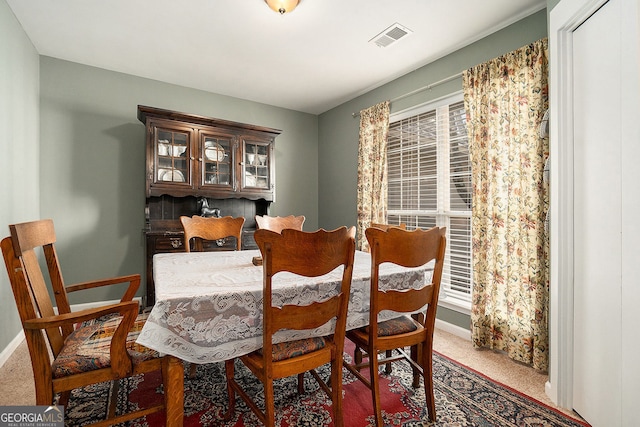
[224,226,356,427]
[255,214,305,233]
[344,226,446,425]
[180,214,245,377]
[363,222,409,364]
[1,219,184,427]
[180,215,245,252]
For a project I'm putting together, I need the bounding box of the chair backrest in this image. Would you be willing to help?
[370,222,407,231]
[365,226,446,331]
[253,227,355,355]
[255,215,305,233]
[180,215,245,251]
[2,219,74,358]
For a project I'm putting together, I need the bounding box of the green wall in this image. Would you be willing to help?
[317,9,548,329]
[38,57,319,304]
[0,0,40,355]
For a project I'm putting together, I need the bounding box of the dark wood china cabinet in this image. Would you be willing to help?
[138,105,281,305]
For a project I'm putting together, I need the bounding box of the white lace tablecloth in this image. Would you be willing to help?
[137,250,432,363]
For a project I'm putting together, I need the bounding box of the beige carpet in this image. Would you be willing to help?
[431,329,566,413]
[0,328,581,421]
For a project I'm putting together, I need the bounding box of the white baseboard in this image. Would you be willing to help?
[435,318,471,341]
[0,297,142,370]
[0,330,25,369]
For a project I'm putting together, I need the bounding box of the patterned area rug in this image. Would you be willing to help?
[64,350,589,426]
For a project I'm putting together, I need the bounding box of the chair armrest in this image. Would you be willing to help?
[65,274,141,302]
[23,300,139,330]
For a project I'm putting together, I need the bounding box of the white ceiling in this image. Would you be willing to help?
[7,0,546,115]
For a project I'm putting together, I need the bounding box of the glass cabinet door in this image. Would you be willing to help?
[155,128,189,184]
[201,134,233,188]
[242,139,270,189]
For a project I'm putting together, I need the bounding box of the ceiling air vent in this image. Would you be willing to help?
[369,23,413,48]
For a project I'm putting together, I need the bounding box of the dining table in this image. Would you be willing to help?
[136,249,433,364]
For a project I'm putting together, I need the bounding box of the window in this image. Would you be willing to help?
[387,93,472,312]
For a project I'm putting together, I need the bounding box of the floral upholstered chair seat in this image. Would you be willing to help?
[260,336,326,362]
[52,312,158,378]
[365,316,418,337]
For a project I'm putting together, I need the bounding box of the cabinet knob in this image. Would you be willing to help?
[170,238,183,249]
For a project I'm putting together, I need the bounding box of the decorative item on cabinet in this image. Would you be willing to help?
[198,197,227,247]
[199,197,221,218]
[139,106,280,306]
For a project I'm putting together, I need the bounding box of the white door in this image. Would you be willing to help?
[572,1,622,424]
[550,0,640,425]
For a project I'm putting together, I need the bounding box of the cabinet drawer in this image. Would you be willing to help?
[200,238,237,251]
[154,236,185,252]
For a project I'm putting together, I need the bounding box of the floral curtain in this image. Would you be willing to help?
[356,101,390,251]
[463,38,550,371]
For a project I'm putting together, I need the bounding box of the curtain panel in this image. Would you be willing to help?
[356,101,390,251]
[463,38,550,371]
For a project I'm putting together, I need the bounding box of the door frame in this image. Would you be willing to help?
[547,0,609,409]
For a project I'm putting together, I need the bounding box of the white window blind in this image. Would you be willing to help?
[387,94,472,312]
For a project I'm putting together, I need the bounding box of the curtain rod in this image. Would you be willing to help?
[351,71,463,118]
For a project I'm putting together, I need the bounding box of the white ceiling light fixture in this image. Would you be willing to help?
[265,0,299,14]
[369,22,413,47]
